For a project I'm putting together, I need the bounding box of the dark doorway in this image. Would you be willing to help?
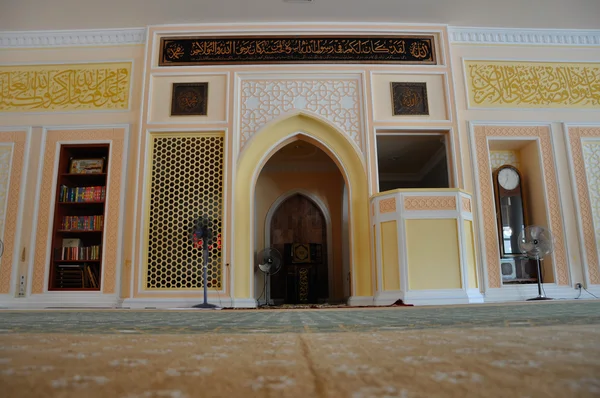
[269,194,328,304]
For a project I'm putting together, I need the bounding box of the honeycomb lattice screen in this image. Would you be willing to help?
[146,133,224,290]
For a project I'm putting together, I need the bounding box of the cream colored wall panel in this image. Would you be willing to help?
[380,220,400,291]
[371,73,448,122]
[148,75,227,124]
[464,220,478,289]
[406,218,461,290]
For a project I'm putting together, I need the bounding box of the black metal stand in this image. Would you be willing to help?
[527,257,553,301]
[259,272,274,308]
[192,237,220,310]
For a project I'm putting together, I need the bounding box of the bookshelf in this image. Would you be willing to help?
[48,144,109,291]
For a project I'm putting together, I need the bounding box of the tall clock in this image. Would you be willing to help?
[493,165,527,257]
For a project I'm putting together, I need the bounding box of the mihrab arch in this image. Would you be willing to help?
[233,113,372,305]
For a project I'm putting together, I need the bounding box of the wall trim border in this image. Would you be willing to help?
[3,26,599,49]
[449,27,600,46]
[0,28,146,48]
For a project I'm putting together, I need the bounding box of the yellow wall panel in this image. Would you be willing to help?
[406,219,462,290]
[381,220,400,291]
[0,62,132,112]
[465,61,600,109]
[463,220,478,289]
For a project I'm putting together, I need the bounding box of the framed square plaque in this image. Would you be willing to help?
[170,82,208,116]
[391,82,429,116]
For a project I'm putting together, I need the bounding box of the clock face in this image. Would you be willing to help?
[498,168,520,190]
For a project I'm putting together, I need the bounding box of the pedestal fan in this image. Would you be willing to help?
[518,225,554,301]
[256,247,283,307]
[190,216,220,310]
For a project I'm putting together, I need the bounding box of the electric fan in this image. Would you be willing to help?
[189,216,220,310]
[518,225,554,301]
[256,247,283,307]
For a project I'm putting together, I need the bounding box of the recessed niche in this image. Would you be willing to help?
[488,139,554,284]
[376,131,450,191]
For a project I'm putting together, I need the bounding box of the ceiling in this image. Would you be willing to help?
[2,0,599,31]
[377,135,445,176]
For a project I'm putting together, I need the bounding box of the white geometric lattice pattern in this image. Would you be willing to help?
[240,79,361,149]
[0,145,13,242]
[582,141,600,266]
[490,150,520,170]
[146,135,224,290]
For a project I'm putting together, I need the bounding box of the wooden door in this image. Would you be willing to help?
[270,194,328,302]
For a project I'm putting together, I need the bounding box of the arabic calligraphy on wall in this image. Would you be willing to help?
[0,62,132,112]
[465,61,600,108]
[159,36,435,66]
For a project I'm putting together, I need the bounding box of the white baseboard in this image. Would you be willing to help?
[402,289,477,306]
[121,297,234,309]
[348,296,374,306]
[466,288,485,303]
[0,293,121,309]
[373,291,403,306]
[483,284,581,302]
[231,298,257,308]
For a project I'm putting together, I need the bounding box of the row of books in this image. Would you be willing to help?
[61,215,104,231]
[59,185,106,203]
[54,245,101,261]
[56,264,100,288]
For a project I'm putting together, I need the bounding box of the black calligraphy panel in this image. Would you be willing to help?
[159,36,435,66]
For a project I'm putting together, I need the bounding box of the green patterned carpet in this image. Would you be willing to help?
[1,301,599,334]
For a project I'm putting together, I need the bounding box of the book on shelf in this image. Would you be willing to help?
[59,185,106,203]
[54,264,99,288]
[61,215,104,231]
[54,245,101,261]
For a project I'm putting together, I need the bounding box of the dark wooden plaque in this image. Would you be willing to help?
[159,36,436,66]
[391,82,429,116]
[170,82,208,116]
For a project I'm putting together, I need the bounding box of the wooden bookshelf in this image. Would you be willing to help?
[48,144,109,291]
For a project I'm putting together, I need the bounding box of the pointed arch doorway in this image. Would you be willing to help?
[233,113,372,307]
[266,192,331,304]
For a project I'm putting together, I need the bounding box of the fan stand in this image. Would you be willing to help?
[260,271,275,308]
[527,256,553,301]
[192,240,220,310]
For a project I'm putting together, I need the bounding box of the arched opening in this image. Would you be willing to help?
[256,142,343,304]
[233,113,371,306]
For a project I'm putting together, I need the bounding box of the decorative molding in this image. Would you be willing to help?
[449,27,600,46]
[472,125,569,289]
[31,128,125,295]
[404,196,456,211]
[239,78,362,150]
[0,28,146,48]
[461,197,472,213]
[379,197,397,214]
[566,127,600,285]
[0,132,27,294]
[3,26,599,49]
